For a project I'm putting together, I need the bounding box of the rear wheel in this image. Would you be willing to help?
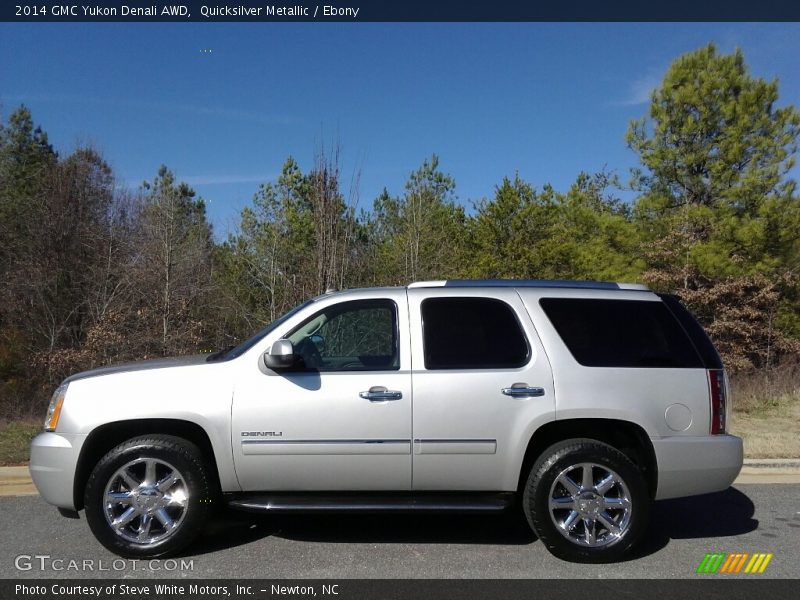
[84,435,213,557]
[523,438,650,563]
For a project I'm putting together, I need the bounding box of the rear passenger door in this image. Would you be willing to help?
[408,288,555,491]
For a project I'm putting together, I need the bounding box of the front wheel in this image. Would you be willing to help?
[523,438,650,563]
[84,435,213,557]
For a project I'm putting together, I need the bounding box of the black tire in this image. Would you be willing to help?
[84,434,213,558]
[522,438,650,563]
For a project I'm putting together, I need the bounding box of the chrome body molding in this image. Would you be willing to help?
[413,439,497,455]
[240,438,499,456]
[241,439,412,455]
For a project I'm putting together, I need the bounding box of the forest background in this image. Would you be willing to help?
[1,45,798,460]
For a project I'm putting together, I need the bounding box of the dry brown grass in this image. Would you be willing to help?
[730,403,800,458]
[729,363,800,458]
[730,362,800,415]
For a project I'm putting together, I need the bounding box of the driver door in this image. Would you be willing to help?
[231,292,412,491]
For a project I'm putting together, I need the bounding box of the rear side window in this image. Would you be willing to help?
[421,298,529,369]
[539,298,703,368]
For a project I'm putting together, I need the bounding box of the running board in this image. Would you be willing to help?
[227,493,515,514]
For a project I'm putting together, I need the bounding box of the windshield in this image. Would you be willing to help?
[208,298,316,362]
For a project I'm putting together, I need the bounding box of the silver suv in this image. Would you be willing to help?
[30,280,743,562]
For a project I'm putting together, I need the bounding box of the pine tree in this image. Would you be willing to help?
[629,44,800,369]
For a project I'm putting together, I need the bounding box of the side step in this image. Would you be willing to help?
[227,492,515,514]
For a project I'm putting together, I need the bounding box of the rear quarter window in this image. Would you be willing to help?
[658,293,723,369]
[539,298,703,368]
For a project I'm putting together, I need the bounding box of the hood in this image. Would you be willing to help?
[63,354,211,384]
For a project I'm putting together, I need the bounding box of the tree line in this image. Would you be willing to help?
[1,44,799,419]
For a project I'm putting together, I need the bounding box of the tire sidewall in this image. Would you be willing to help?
[524,439,650,563]
[84,436,212,558]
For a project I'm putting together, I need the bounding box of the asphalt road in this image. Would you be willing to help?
[1,484,798,579]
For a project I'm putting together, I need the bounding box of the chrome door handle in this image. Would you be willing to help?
[501,384,545,398]
[359,386,403,401]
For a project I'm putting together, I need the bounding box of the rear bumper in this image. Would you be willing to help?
[29,432,86,510]
[652,434,743,500]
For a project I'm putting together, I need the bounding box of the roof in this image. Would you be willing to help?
[407,279,649,291]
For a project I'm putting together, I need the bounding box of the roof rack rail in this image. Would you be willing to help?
[408,279,649,291]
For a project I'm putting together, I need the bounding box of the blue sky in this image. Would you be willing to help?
[1,23,799,239]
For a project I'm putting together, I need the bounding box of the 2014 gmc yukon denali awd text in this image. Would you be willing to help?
[30,279,743,562]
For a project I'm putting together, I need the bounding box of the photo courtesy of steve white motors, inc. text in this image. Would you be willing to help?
[29,4,363,18]
[15,583,243,598]
[14,583,337,597]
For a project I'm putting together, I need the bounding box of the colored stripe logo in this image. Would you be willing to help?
[696,553,773,574]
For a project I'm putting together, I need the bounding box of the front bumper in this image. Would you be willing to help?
[29,432,86,510]
[652,434,743,500]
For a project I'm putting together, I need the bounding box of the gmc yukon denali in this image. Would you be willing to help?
[30,279,743,562]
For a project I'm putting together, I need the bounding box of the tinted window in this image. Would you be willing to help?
[422,298,529,369]
[287,299,398,372]
[658,294,723,369]
[540,298,703,368]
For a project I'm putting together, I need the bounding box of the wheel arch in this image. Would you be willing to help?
[73,418,221,511]
[517,418,657,498]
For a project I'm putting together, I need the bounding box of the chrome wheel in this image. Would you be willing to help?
[103,457,189,545]
[548,462,632,548]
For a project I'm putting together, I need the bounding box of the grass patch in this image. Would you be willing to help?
[729,364,800,458]
[0,421,41,465]
[729,363,800,415]
[730,403,800,459]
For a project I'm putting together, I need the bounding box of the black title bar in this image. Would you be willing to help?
[3,1,800,22]
[2,579,799,600]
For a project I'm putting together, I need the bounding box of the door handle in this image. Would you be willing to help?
[359,386,403,401]
[501,383,545,398]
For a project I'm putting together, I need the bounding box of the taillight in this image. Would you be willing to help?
[708,369,727,434]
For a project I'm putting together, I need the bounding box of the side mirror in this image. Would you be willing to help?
[263,339,296,370]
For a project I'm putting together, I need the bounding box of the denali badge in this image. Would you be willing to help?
[241,431,283,437]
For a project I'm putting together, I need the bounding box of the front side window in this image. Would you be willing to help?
[421,297,530,370]
[286,299,399,372]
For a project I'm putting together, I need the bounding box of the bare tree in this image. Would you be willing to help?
[133,166,213,356]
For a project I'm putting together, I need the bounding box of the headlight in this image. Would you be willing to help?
[44,383,68,431]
